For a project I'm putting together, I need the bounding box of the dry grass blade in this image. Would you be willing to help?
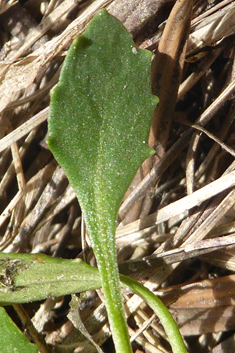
[187,1,235,58]
[0,108,48,153]
[117,169,235,237]
[1,0,235,352]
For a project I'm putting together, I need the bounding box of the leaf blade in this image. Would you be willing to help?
[0,253,101,305]
[48,9,157,227]
[0,307,38,353]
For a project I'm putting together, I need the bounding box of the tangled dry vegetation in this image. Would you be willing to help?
[1,0,235,352]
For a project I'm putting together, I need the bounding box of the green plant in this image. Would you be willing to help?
[0,253,187,353]
[47,8,186,353]
[0,9,187,353]
[47,8,156,353]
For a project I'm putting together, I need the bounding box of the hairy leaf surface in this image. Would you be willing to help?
[48,9,157,244]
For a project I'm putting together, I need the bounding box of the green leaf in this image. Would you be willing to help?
[0,252,187,353]
[0,307,38,353]
[48,9,158,353]
[48,9,157,224]
[0,253,101,305]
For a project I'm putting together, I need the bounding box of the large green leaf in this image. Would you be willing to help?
[48,9,158,353]
[48,8,157,247]
[0,307,38,353]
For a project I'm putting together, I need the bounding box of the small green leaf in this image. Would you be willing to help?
[0,307,38,353]
[48,9,158,353]
[0,253,101,305]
